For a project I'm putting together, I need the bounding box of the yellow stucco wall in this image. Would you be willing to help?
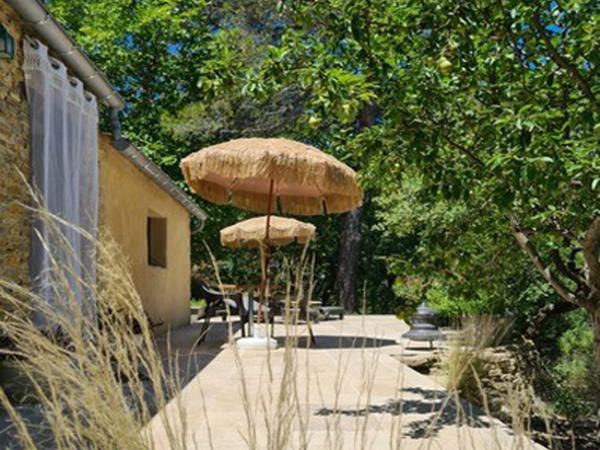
[99,135,191,330]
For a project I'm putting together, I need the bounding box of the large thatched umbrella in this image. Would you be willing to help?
[180,137,362,216]
[181,138,362,348]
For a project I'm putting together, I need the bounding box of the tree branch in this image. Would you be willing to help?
[442,133,486,168]
[509,213,579,305]
[567,247,581,274]
[547,215,579,242]
[531,12,599,112]
[525,300,579,340]
[421,110,486,169]
[550,248,587,289]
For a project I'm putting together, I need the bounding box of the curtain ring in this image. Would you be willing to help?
[25,36,40,49]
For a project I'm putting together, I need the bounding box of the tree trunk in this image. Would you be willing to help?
[333,103,378,312]
[588,305,600,403]
[582,217,600,401]
[334,206,364,312]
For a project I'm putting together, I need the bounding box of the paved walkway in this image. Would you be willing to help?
[148,315,545,450]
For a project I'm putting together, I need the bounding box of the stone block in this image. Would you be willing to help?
[0,2,30,287]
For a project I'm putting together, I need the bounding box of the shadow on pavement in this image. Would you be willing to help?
[156,319,241,388]
[0,319,239,449]
[277,334,398,349]
[315,386,494,439]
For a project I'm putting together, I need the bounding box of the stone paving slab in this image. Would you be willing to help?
[146,315,546,450]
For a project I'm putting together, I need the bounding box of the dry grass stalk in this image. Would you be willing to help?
[0,198,190,449]
[442,315,554,449]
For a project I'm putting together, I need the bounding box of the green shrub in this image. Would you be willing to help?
[548,310,597,418]
[392,278,421,321]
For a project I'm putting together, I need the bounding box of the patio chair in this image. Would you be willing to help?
[195,283,244,340]
[318,305,345,321]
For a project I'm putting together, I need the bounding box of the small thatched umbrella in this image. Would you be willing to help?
[220,216,316,248]
[181,138,362,348]
[220,216,316,346]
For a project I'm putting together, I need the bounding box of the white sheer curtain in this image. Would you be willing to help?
[23,38,99,325]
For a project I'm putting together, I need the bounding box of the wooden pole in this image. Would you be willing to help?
[258,179,275,333]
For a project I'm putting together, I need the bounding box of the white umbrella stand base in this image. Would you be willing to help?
[237,292,278,350]
[236,336,278,350]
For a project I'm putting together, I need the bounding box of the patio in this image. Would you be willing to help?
[149,315,546,450]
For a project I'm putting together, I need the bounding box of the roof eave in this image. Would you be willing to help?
[112,137,208,224]
[6,0,125,110]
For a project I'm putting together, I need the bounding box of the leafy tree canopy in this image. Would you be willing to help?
[47,0,599,332]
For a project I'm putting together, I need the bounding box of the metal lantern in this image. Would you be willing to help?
[0,24,15,60]
[402,302,446,348]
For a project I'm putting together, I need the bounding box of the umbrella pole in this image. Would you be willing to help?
[258,179,275,337]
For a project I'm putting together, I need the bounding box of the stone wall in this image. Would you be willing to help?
[0,2,30,287]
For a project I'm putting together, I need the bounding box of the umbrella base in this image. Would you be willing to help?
[236,336,278,350]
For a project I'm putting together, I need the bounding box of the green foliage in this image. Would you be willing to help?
[426,285,475,317]
[376,174,552,318]
[49,0,211,135]
[237,0,598,321]
[391,277,421,321]
[549,310,597,417]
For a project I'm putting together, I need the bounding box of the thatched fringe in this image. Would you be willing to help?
[180,138,363,215]
[220,216,316,248]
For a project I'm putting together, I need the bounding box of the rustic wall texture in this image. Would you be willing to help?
[0,2,31,287]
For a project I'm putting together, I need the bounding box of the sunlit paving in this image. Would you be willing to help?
[147,315,546,450]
